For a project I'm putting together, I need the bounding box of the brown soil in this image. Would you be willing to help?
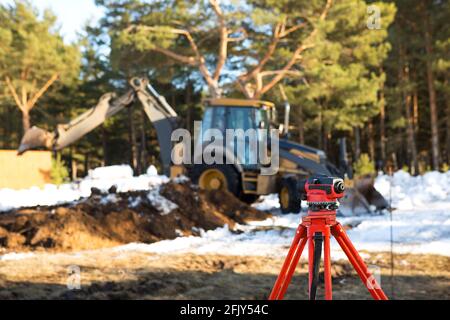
[0,181,270,253]
[0,250,448,300]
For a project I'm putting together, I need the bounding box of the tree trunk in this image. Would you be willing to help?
[424,14,440,170]
[3,105,12,149]
[413,89,419,132]
[84,153,90,177]
[412,71,420,136]
[367,121,375,162]
[71,160,78,181]
[22,109,30,134]
[403,70,419,174]
[354,127,361,161]
[391,152,398,171]
[318,106,323,150]
[405,93,419,175]
[298,104,305,145]
[445,77,450,163]
[71,155,78,181]
[101,126,108,167]
[379,87,387,164]
[323,128,329,156]
[446,99,450,164]
[68,147,74,181]
[6,74,59,135]
[186,81,193,133]
[399,44,419,174]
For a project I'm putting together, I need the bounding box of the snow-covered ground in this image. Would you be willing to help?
[112,170,450,259]
[0,165,167,212]
[1,166,449,259]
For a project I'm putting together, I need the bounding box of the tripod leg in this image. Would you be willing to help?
[269,225,307,300]
[310,233,323,301]
[308,232,314,292]
[276,236,308,300]
[323,233,332,300]
[333,233,379,299]
[332,224,389,300]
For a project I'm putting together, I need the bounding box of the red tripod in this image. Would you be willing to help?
[269,176,388,300]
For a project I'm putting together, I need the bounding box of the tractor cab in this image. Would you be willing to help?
[200,98,276,169]
[202,99,275,133]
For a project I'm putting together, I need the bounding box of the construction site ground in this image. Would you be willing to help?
[0,250,448,300]
[0,180,448,300]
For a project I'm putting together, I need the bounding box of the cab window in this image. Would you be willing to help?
[202,107,226,133]
[226,107,255,131]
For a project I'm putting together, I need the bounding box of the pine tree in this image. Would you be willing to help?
[381,0,449,173]
[0,1,80,133]
[98,0,338,99]
[275,1,395,162]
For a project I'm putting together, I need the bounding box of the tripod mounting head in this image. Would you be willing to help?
[299,175,345,212]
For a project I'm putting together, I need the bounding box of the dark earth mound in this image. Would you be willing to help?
[0,181,271,253]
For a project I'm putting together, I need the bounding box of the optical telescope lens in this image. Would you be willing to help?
[334,181,345,194]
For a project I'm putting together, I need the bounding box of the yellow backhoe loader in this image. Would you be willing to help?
[18,78,388,215]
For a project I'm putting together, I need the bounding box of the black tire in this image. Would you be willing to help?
[279,177,302,214]
[190,164,241,197]
[239,194,260,204]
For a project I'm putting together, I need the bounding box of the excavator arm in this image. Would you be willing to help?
[18,78,178,176]
[132,79,178,175]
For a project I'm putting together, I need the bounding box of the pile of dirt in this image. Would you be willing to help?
[0,181,271,253]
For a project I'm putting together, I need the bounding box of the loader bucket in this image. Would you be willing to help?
[355,175,389,210]
[339,175,389,216]
[18,126,54,155]
[339,187,372,216]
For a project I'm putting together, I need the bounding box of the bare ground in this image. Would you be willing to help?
[0,250,448,300]
[0,180,447,300]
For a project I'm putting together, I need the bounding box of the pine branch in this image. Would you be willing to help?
[27,73,59,111]
[127,25,218,95]
[210,0,229,82]
[4,76,25,112]
[153,47,197,66]
[257,0,333,97]
[239,22,284,83]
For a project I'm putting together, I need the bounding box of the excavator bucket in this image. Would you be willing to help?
[18,127,54,155]
[339,176,389,216]
[354,175,389,210]
[333,139,388,215]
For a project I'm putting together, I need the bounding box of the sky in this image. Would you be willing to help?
[0,0,105,43]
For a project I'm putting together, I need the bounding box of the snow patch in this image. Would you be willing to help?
[147,165,159,177]
[1,168,449,259]
[128,197,142,208]
[100,194,119,205]
[375,170,450,210]
[147,188,179,215]
[114,170,450,258]
[253,194,280,211]
[0,165,168,212]
[172,175,191,184]
[88,165,133,180]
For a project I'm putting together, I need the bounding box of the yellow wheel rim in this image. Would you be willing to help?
[280,187,290,209]
[199,169,228,191]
